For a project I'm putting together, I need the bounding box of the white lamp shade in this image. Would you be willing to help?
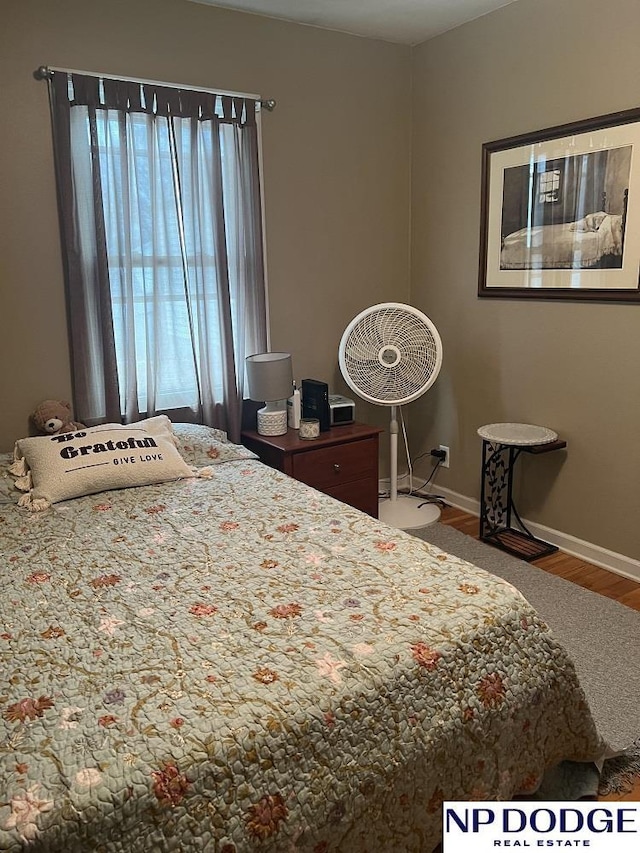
[246,352,293,402]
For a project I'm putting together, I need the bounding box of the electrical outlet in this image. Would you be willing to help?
[439,444,450,468]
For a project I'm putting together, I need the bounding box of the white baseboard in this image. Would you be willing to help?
[379,477,640,582]
[435,485,640,584]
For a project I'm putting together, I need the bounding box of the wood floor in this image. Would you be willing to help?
[438,504,640,802]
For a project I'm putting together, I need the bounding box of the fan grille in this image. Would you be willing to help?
[339,304,442,405]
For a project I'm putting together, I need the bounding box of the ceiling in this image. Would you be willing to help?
[187,0,521,46]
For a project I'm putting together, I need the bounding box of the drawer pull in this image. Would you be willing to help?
[333,463,341,472]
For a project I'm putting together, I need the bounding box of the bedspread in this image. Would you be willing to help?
[500,211,623,269]
[0,456,603,852]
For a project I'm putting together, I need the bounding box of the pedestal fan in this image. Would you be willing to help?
[338,302,443,529]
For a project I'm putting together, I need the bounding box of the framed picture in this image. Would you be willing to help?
[478,107,640,301]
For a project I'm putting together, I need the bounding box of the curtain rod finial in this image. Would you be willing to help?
[33,66,52,81]
[260,99,276,112]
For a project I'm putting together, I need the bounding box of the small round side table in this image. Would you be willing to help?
[477,422,566,561]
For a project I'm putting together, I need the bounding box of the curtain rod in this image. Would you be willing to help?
[33,65,276,112]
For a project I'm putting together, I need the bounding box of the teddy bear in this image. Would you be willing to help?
[31,400,86,436]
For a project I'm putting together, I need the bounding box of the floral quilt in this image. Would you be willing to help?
[0,450,604,852]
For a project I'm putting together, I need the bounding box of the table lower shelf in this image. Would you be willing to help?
[480,527,559,561]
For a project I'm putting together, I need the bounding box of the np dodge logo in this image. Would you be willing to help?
[443,802,640,852]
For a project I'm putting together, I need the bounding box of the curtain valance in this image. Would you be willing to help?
[52,71,256,126]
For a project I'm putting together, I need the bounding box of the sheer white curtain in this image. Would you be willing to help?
[49,73,267,441]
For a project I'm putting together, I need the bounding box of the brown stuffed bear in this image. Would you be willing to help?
[31,400,86,436]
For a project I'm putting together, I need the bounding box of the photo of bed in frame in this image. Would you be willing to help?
[499,189,628,272]
[0,418,607,852]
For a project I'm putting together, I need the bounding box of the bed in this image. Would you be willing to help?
[500,210,623,270]
[0,421,605,852]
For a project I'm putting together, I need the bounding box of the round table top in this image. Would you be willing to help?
[477,422,558,446]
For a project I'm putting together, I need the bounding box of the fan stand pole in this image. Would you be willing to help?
[389,405,399,502]
[378,406,441,530]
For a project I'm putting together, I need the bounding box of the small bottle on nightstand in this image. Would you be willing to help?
[287,381,301,429]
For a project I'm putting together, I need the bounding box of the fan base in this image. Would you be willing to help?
[378,495,441,530]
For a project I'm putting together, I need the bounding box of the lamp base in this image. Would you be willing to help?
[257,408,288,436]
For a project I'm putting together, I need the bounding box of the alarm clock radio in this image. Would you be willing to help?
[329,394,355,425]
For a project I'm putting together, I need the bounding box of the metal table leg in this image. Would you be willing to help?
[479,438,560,562]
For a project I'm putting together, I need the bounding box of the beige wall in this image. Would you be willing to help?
[0,0,411,447]
[411,0,640,559]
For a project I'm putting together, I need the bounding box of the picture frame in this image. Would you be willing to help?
[478,107,640,301]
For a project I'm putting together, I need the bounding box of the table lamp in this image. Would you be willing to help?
[245,352,293,436]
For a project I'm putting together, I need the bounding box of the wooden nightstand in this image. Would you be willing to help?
[241,422,383,517]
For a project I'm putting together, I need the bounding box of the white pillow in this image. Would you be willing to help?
[12,423,194,510]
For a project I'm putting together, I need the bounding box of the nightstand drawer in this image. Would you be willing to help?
[292,438,377,490]
[241,423,383,518]
[325,480,378,517]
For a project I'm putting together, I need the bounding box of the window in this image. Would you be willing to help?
[538,168,561,203]
[49,72,267,439]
